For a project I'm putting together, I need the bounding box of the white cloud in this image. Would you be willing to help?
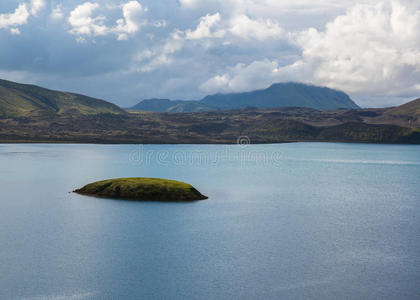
[30,0,45,15]
[1,0,416,107]
[181,12,283,41]
[0,0,45,34]
[229,14,283,40]
[178,0,380,14]
[68,2,107,36]
[10,28,21,35]
[294,0,420,97]
[137,7,290,74]
[200,59,285,93]
[133,12,226,72]
[177,0,390,33]
[178,0,200,9]
[185,13,225,40]
[114,1,145,40]
[200,74,230,92]
[135,36,184,72]
[50,5,64,20]
[134,10,286,72]
[201,0,420,100]
[0,4,30,34]
[68,1,145,40]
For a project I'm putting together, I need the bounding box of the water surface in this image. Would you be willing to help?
[0,143,419,299]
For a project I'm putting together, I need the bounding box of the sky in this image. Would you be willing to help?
[0,0,419,108]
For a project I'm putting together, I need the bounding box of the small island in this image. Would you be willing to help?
[74,178,208,201]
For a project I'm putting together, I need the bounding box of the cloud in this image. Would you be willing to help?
[134,10,287,73]
[68,2,107,36]
[200,74,230,92]
[29,0,45,15]
[178,0,379,13]
[134,32,184,72]
[50,5,64,20]
[10,28,21,35]
[177,0,390,33]
[134,13,227,72]
[114,1,145,40]
[229,14,283,40]
[1,0,418,107]
[294,0,420,97]
[200,59,285,93]
[185,13,225,40]
[68,1,145,40]
[178,0,200,9]
[185,13,284,40]
[181,11,284,41]
[201,0,420,101]
[0,0,45,34]
[153,20,167,28]
[0,4,30,34]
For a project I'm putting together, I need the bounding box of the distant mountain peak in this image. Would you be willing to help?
[131,82,359,112]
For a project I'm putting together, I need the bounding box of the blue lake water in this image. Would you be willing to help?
[0,143,419,299]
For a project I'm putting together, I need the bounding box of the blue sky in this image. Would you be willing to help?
[0,0,419,108]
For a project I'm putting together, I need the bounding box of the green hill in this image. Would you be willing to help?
[0,79,125,118]
[131,82,359,112]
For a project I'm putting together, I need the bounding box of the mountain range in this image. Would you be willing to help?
[0,78,419,144]
[130,82,360,112]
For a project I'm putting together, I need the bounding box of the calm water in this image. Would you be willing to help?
[0,143,419,299]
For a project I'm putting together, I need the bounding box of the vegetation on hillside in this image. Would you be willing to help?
[74,178,208,201]
[1,105,419,144]
[386,98,420,116]
[0,79,125,118]
[0,79,419,144]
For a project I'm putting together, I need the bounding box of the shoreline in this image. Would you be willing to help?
[0,140,419,145]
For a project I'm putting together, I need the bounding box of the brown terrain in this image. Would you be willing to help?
[1,100,419,144]
[0,78,419,144]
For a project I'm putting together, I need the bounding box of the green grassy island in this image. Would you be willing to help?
[74,178,208,201]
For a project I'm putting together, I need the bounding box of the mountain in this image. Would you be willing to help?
[0,79,125,118]
[1,96,419,144]
[2,99,419,144]
[200,82,359,110]
[1,78,418,144]
[130,82,360,112]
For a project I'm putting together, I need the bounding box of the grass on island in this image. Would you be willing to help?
[74,177,208,201]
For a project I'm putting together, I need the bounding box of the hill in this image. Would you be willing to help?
[385,98,420,117]
[130,82,359,112]
[1,99,419,144]
[130,99,212,112]
[0,79,418,144]
[351,98,420,128]
[0,79,125,118]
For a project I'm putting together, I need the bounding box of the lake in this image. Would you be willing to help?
[0,143,419,299]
